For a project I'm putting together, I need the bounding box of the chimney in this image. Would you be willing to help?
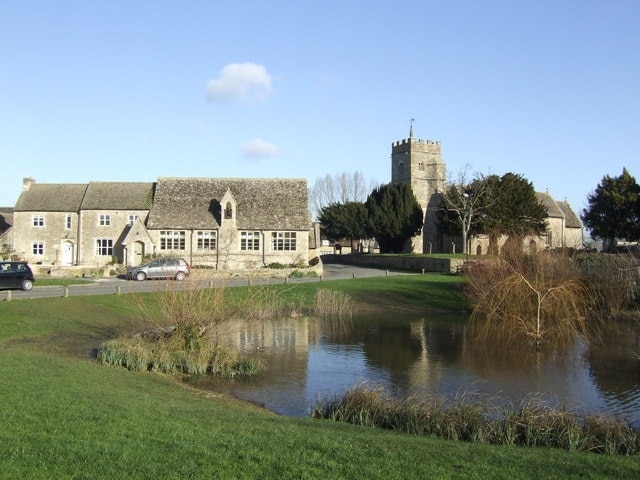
[22,177,35,191]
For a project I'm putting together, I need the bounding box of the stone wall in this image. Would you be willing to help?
[322,253,463,273]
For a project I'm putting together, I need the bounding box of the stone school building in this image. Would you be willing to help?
[12,177,311,269]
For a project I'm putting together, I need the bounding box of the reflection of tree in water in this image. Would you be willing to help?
[585,326,640,401]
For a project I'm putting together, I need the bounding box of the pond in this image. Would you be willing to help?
[189,314,640,426]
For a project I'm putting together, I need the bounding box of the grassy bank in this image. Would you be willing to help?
[1,275,638,479]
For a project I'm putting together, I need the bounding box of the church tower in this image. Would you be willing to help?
[391,125,446,253]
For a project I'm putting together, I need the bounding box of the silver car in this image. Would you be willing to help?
[127,257,190,281]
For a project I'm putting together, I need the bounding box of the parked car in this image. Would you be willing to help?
[126,257,190,281]
[0,261,35,291]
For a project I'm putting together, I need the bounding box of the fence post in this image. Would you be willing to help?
[63,286,69,297]
[6,290,11,302]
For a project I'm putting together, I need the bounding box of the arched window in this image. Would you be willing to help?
[398,162,405,175]
[224,202,233,219]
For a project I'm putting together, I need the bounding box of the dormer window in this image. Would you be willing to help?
[224,202,233,219]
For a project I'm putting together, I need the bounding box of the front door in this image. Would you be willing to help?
[61,241,74,266]
[132,241,145,266]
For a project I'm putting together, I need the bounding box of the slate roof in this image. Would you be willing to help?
[81,182,155,210]
[147,177,309,230]
[536,192,582,228]
[15,183,88,212]
[557,201,582,228]
[536,192,565,218]
[0,207,13,234]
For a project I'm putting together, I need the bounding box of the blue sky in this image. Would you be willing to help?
[1,1,638,223]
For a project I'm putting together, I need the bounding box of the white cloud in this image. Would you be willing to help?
[206,62,272,105]
[241,138,279,160]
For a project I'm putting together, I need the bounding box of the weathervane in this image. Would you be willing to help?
[409,118,415,138]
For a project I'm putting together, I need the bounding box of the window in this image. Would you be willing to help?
[32,242,44,255]
[65,215,72,230]
[271,232,297,251]
[96,239,113,256]
[197,231,217,250]
[224,202,233,219]
[33,215,44,227]
[160,230,186,250]
[128,214,139,225]
[418,161,425,171]
[99,214,111,226]
[398,162,405,175]
[240,231,260,251]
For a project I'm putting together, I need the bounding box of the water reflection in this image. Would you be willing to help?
[188,314,640,426]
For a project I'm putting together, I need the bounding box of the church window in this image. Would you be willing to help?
[418,161,425,171]
[398,162,405,174]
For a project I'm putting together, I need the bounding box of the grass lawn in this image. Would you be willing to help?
[1,275,638,479]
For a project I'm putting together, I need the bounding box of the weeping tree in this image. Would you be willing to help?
[466,248,597,350]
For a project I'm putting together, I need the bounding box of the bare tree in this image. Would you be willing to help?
[438,165,492,255]
[309,171,377,220]
[467,248,595,350]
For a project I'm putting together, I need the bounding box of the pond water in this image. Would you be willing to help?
[189,314,640,426]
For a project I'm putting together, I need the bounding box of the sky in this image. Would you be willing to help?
[1,1,639,225]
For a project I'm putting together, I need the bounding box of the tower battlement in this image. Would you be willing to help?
[392,138,440,147]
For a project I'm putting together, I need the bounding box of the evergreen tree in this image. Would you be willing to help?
[318,202,368,250]
[481,172,548,239]
[365,183,423,253]
[581,168,640,250]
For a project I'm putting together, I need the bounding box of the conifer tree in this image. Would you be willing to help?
[365,183,423,253]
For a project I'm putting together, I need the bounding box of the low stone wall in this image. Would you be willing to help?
[321,253,464,274]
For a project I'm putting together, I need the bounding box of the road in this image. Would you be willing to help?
[2,264,408,300]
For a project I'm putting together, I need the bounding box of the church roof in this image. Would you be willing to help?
[536,192,564,218]
[536,192,582,228]
[557,201,582,228]
[146,177,309,230]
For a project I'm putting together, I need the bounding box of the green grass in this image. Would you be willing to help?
[1,277,638,479]
[34,277,95,287]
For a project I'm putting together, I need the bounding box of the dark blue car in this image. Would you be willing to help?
[0,261,35,291]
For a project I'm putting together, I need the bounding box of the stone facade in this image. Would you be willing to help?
[390,132,583,254]
[12,177,311,269]
[391,129,446,253]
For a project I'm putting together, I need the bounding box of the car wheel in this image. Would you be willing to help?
[21,279,34,291]
[135,271,147,281]
[175,271,186,281]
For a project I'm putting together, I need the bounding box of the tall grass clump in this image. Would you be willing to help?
[313,289,354,318]
[312,385,640,455]
[466,248,597,349]
[97,279,298,377]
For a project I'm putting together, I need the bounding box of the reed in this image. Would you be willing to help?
[313,385,640,455]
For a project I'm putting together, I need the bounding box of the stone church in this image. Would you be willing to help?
[390,128,583,254]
